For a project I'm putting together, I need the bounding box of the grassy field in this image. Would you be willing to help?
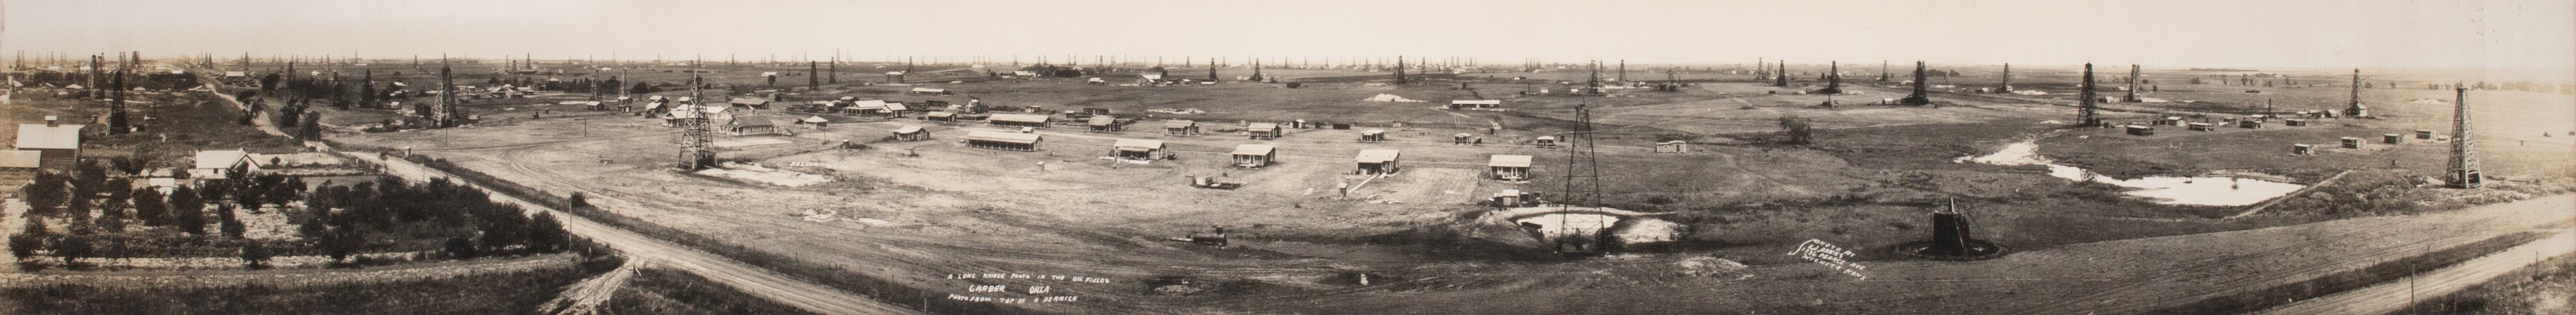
[0,254,606,314]
[602,267,817,315]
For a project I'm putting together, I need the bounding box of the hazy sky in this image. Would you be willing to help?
[7,0,2572,70]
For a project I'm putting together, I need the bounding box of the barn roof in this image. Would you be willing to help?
[966,130,1042,144]
[1113,139,1165,150]
[1488,155,1534,168]
[13,123,84,150]
[848,100,888,110]
[193,150,255,169]
[1355,149,1401,163]
[924,111,957,118]
[729,98,769,105]
[1088,117,1117,126]
[0,150,40,168]
[990,114,1051,123]
[1451,100,1502,105]
[1231,144,1274,156]
[1247,122,1279,131]
[892,126,924,134]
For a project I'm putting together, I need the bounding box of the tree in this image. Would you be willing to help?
[6,235,40,258]
[95,202,129,233]
[51,236,92,266]
[132,188,167,226]
[443,237,479,260]
[568,192,588,208]
[526,212,569,253]
[170,186,208,235]
[297,112,324,140]
[240,243,274,269]
[218,204,247,239]
[1779,114,1815,145]
[321,229,363,264]
[20,173,68,217]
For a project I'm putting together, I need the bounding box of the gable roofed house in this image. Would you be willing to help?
[1230,144,1275,168]
[892,126,930,142]
[191,150,264,179]
[14,117,86,171]
[1488,154,1534,180]
[1355,149,1402,175]
[1246,122,1282,139]
[1110,139,1170,161]
[1448,100,1502,109]
[723,115,782,135]
[1088,117,1122,131]
[729,97,771,109]
[1164,120,1199,136]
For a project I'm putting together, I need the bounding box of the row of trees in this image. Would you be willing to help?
[11,161,568,269]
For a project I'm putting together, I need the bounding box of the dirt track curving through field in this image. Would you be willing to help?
[2259,230,2576,314]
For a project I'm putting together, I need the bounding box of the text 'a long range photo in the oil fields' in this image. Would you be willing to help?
[2,1,2572,314]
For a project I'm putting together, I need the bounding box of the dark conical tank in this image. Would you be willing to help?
[1929,212,1971,256]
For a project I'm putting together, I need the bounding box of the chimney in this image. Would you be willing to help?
[45,115,60,127]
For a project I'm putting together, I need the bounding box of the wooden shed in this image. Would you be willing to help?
[989,113,1052,128]
[2383,134,2402,144]
[925,111,957,121]
[1088,117,1122,132]
[1452,133,1475,145]
[892,126,929,142]
[1231,144,1275,168]
[1655,140,1690,153]
[965,130,1042,151]
[2340,137,2364,149]
[1247,122,1282,139]
[2124,125,2155,136]
[1533,136,1558,148]
[1360,129,1387,143]
[2187,122,2216,131]
[1448,100,1501,109]
[1111,139,1170,161]
[1488,155,1533,180]
[1355,149,1402,175]
[1164,120,1199,136]
[2293,144,2315,155]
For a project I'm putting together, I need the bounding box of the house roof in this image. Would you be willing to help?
[731,115,780,127]
[1488,155,1534,168]
[911,87,947,93]
[1361,129,1384,135]
[0,150,40,168]
[1247,122,1279,131]
[884,103,910,111]
[966,130,1042,144]
[990,114,1051,123]
[1164,120,1196,128]
[893,126,924,134]
[1495,189,1521,197]
[1658,140,1688,145]
[1453,133,1474,138]
[803,116,830,123]
[193,150,254,169]
[1355,149,1401,163]
[729,97,769,105]
[1231,144,1274,156]
[1535,136,1558,141]
[1088,117,1117,126]
[1451,100,1502,105]
[925,111,957,118]
[1113,139,1165,150]
[848,100,888,110]
[14,123,84,150]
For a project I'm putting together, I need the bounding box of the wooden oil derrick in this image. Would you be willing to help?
[434,56,458,127]
[1394,55,1408,85]
[1997,63,2012,93]
[1815,61,1842,94]
[1900,61,1931,106]
[808,61,819,89]
[2447,87,2481,188]
[1207,58,1219,81]
[2077,63,2101,126]
[1250,59,1263,81]
[2344,69,2369,117]
[1556,104,1609,257]
[1773,60,1789,87]
[2121,64,2142,102]
[677,60,715,170]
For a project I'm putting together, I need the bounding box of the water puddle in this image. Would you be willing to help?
[1957,140,2306,206]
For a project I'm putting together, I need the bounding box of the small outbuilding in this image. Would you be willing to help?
[2187,122,2216,131]
[892,126,930,141]
[1447,100,1502,110]
[1230,144,1275,168]
[191,150,264,179]
[965,130,1042,151]
[728,97,770,110]
[1164,120,1199,136]
[1533,136,1558,148]
[1452,133,1475,145]
[2124,125,2155,136]
[2340,137,2364,149]
[725,115,781,135]
[2238,120,2264,129]
[910,87,951,95]
[0,150,44,170]
[1110,139,1170,161]
[989,113,1052,128]
[1088,117,1121,132]
[1488,155,1534,180]
[1247,122,1282,139]
[12,118,83,171]
[2383,134,2403,144]
[2284,119,2310,127]
[2416,130,2437,139]
[1655,140,1690,153]
[1360,129,1387,142]
[1355,149,1402,175]
[925,111,957,121]
[1492,189,1527,207]
[2293,144,2315,155]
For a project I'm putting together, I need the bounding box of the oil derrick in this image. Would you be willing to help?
[2120,64,2142,102]
[1616,60,1626,82]
[2446,87,2481,188]
[2343,69,2369,117]
[1899,61,1931,106]
[2077,63,2101,126]
[1996,63,2012,93]
[87,55,102,99]
[1207,58,1219,81]
[1814,61,1843,94]
[1555,104,1610,257]
[1773,61,1789,87]
[434,57,457,127]
[1878,61,1891,81]
[1586,60,1602,89]
[828,57,837,83]
[677,62,716,170]
[807,61,819,89]
[1250,59,1263,81]
[107,69,128,134]
[1394,55,1408,85]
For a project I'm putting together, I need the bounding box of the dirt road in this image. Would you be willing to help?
[2261,230,2576,314]
[350,153,923,315]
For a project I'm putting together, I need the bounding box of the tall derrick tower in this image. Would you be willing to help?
[1899,61,1931,105]
[2344,69,2369,117]
[1996,63,2012,93]
[2446,87,2481,188]
[2120,64,2142,102]
[2077,63,2101,126]
[1556,104,1608,256]
[677,59,715,170]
